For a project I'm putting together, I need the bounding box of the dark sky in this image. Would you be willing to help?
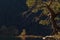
[0,0,53,36]
[0,0,27,25]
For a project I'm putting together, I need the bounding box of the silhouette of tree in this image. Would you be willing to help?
[21,0,60,40]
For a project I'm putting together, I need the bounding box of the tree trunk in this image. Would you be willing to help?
[46,5,58,34]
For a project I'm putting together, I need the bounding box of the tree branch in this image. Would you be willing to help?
[22,0,38,17]
[48,0,53,6]
[45,3,59,35]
